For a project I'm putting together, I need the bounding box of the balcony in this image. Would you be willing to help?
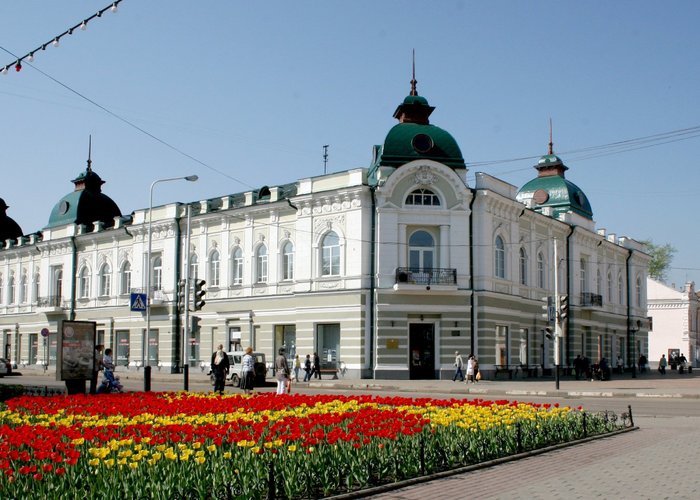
[394,267,457,290]
[130,287,171,305]
[581,292,603,308]
[37,295,67,313]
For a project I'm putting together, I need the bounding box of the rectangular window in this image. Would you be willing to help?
[322,246,340,276]
[495,325,508,366]
[147,329,158,365]
[115,330,130,367]
[257,254,268,283]
[229,327,241,352]
[275,325,297,361]
[233,256,243,285]
[317,323,340,369]
[29,333,38,364]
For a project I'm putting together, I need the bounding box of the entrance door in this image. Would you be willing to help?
[409,323,435,379]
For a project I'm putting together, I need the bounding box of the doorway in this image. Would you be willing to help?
[409,323,435,379]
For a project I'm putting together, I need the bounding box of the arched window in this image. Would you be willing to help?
[618,273,624,304]
[636,276,643,307]
[321,231,341,276]
[189,254,198,280]
[256,245,268,283]
[19,273,28,303]
[282,241,294,281]
[54,269,63,299]
[580,258,587,294]
[8,274,15,304]
[405,188,440,206]
[607,271,613,303]
[209,250,220,287]
[537,252,545,288]
[232,248,243,285]
[33,273,40,302]
[120,261,131,294]
[409,230,435,271]
[79,267,91,298]
[152,257,163,291]
[0,274,3,303]
[597,269,602,296]
[99,263,111,296]
[519,248,528,286]
[494,235,505,279]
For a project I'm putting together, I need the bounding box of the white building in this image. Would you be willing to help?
[0,78,651,379]
[647,278,699,368]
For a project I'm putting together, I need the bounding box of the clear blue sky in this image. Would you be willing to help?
[1,1,699,289]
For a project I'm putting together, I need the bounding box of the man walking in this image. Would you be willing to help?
[453,351,465,381]
[211,344,230,395]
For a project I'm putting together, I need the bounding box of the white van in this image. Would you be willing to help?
[209,351,268,386]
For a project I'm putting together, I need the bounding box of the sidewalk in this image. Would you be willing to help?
[8,366,699,399]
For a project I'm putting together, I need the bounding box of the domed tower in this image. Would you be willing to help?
[0,198,23,243]
[369,59,465,185]
[516,134,592,220]
[45,141,122,230]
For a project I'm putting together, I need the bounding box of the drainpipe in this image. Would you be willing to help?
[626,248,636,378]
[369,185,377,378]
[69,236,77,321]
[468,188,477,356]
[174,206,183,374]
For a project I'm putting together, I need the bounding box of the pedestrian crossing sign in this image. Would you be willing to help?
[130,293,147,312]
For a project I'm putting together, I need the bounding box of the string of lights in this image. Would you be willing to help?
[1,0,122,75]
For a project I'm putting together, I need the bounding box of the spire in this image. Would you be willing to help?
[410,49,417,96]
[548,118,554,155]
[535,119,568,178]
[87,135,93,173]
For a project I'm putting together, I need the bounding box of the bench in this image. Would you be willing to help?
[318,368,338,379]
[494,365,514,379]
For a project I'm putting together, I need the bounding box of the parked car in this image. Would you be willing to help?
[0,358,12,377]
[209,351,268,386]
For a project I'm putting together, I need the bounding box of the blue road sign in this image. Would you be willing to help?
[130,293,147,312]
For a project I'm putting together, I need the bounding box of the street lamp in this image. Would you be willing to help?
[144,175,198,376]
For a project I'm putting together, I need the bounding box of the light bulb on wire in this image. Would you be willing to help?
[111,3,118,13]
[27,53,34,62]
[52,38,60,47]
[80,21,87,31]
[1,67,8,76]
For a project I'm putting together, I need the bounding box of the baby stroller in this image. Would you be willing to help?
[97,370,124,394]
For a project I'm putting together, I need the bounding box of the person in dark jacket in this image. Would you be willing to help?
[312,352,321,379]
[211,344,230,394]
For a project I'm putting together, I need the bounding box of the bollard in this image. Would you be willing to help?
[183,364,189,392]
[144,365,152,392]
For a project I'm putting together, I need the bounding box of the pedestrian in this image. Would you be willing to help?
[303,354,312,382]
[275,347,291,395]
[616,355,624,375]
[453,351,465,381]
[473,356,480,382]
[465,354,475,383]
[599,357,610,381]
[573,354,582,380]
[638,354,647,374]
[313,352,321,379]
[658,354,667,375]
[293,354,301,382]
[240,346,255,395]
[678,353,687,374]
[210,344,230,395]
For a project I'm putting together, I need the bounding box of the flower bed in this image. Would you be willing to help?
[0,392,628,498]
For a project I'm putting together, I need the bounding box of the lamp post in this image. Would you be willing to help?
[144,175,198,390]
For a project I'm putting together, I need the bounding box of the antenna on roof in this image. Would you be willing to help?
[323,145,329,174]
[548,118,554,155]
[87,135,93,173]
[410,49,418,96]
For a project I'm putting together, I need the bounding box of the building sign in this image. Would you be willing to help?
[386,339,399,349]
[59,320,96,381]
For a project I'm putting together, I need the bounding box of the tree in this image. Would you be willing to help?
[641,239,676,282]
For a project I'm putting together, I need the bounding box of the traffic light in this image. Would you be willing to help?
[544,326,555,340]
[193,279,206,311]
[541,296,554,322]
[176,279,186,311]
[191,315,200,333]
[558,294,569,322]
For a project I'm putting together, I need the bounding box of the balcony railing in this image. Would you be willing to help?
[581,292,603,307]
[37,296,67,309]
[395,267,457,286]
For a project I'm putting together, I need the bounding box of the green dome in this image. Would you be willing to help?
[402,94,430,107]
[373,122,466,170]
[516,175,593,220]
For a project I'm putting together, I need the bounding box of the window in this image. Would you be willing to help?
[597,269,602,296]
[7,274,14,304]
[152,256,163,291]
[409,230,435,271]
[519,248,528,286]
[33,274,40,302]
[256,245,268,283]
[120,261,131,294]
[618,274,624,304]
[99,264,111,296]
[189,254,198,280]
[580,258,587,294]
[607,271,613,303]
[282,241,294,281]
[321,231,340,276]
[316,323,340,369]
[19,273,28,303]
[537,252,545,288]
[0,274,3,303]
[494,235,505,279]
[636,277,642,307]
[405,188,440,206]
[232,248,243,285]
[79,267,90,298]
[53,268,63,299]
[209,250,220,287]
